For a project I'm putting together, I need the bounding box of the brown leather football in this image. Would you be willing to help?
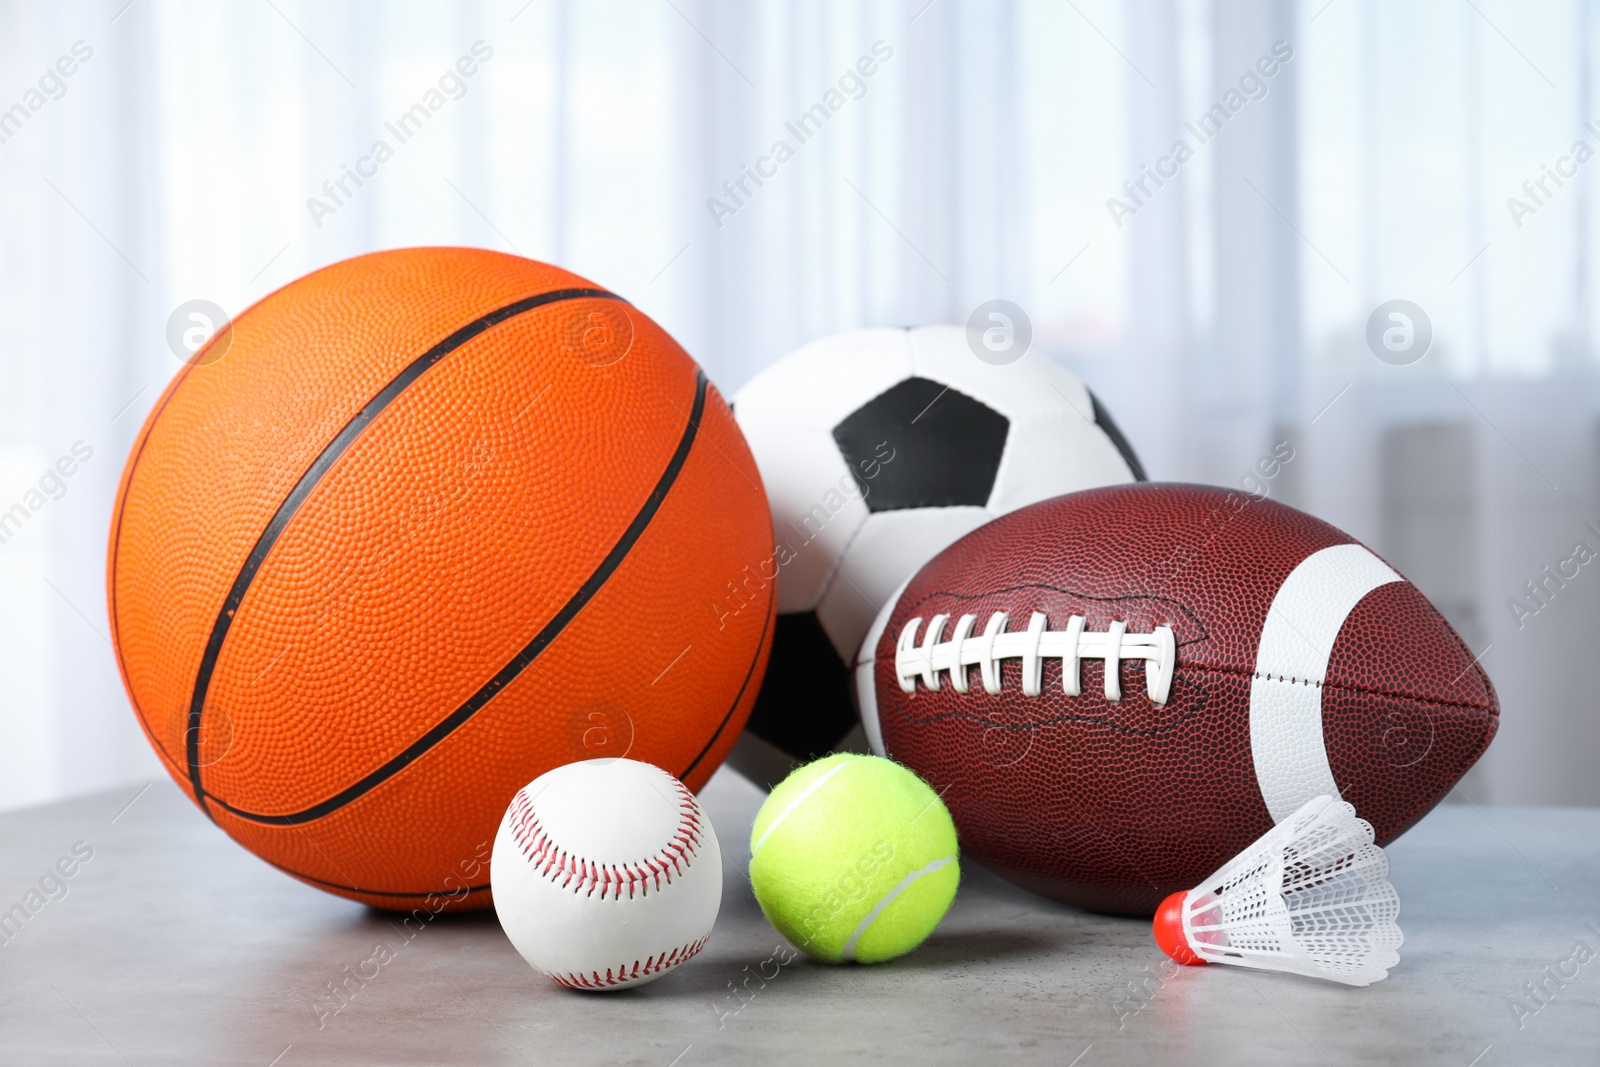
[855,483,1497,917]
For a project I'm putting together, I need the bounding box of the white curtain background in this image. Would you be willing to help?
[0,0,1595,812]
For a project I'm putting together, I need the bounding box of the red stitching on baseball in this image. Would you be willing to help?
[507,778,705,900]
[547,934,710,990]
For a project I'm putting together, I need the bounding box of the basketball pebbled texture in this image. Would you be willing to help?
[858,483,1497,917]
[108,248,774,910]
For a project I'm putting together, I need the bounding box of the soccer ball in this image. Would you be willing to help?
[726,326,1145,787]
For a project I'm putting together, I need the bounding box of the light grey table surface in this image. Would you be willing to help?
[0,769,1595,1067]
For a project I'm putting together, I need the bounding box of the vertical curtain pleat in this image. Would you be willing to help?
[0,0,1593,810]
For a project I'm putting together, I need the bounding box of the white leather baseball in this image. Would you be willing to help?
[491,757,722,990]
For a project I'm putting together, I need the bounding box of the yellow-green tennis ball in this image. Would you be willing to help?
[749,754,959,964]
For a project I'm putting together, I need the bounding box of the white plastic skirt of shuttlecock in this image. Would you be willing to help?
[1179,794,1403,986]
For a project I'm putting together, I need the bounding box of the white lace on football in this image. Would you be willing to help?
[894,612,1176,704]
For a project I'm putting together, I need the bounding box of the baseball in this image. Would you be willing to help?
[491,758,723,990]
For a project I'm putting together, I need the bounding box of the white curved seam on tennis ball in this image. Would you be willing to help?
[750,757,861,857]
[841,855,955,962]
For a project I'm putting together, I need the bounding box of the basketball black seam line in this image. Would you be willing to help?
[113,271,351,776]
[207,367,710,826]
[184,288,622,817]
[678,578,776,782]
[110,352,215,775]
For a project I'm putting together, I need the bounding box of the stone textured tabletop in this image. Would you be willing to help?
[0,769,1595,1066]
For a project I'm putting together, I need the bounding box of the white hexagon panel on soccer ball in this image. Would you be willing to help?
[814,505,992,663]
[904,325,1093,422]
[733,328,915,433]
[738,424,869,614]
[987,409,1139,514]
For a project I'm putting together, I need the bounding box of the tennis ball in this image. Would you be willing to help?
[749,753,959,964]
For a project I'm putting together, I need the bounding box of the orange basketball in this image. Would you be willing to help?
[108,248,774,910]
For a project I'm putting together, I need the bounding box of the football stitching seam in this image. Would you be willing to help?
[1194,661,1497,713]
[886,660,1495,717]
[547,934,710,989]
[507,779,703,900]
[1252,672,1324,688]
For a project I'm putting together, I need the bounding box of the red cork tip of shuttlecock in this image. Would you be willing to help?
[1153,891,1205,966]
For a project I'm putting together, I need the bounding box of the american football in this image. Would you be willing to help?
[856,483,1499,916]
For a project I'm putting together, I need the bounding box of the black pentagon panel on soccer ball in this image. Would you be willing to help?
[1089,389,1148,481]
[743,611,859,761]
[831,377,1008,512]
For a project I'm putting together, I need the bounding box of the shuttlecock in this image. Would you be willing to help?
[1151,795,1402,986]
